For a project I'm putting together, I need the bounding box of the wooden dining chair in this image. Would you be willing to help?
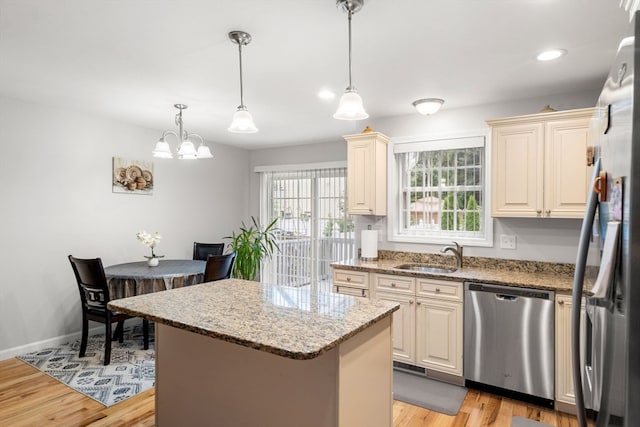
[68,255,149,365]
[203,252,236,282]
[193,242,225,261]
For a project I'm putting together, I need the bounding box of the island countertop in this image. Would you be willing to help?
[107,278,399,360]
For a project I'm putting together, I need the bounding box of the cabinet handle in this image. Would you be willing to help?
[409,300,414,305]
[435,288,441,293]
[391,283,396,287]
[536,210,542,215]
[558,300,564,305]
[361,289,366,297]
[416,301,421,305]
[346,277,351,282]
[546,210,551,216]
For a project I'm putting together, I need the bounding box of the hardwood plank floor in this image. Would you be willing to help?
[0,357,587,426]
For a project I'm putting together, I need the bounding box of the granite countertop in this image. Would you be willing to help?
[107,279,399,360]
[331,255,578,293]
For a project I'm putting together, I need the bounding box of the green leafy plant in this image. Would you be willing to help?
[465,195,481,231]
[225,217,279,281]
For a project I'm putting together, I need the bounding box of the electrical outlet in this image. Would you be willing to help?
[500,234,516,249]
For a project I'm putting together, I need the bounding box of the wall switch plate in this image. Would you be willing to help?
[500,234,516,249]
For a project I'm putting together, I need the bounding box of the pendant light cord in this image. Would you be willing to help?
[238,42,245,108]
[347,9,353,91]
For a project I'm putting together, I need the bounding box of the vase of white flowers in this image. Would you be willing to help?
[136,231,164,267]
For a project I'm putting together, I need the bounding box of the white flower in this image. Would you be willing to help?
[136,231,162,248]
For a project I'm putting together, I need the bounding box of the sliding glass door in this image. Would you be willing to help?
[259,166,354,289]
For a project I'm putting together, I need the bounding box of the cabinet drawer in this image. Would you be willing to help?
[334,285,368,298]
[375,273,415,294]
[333,269,369,289]
[416,279,463,302]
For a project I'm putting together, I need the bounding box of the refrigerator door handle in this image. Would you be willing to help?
[572,158,601,427]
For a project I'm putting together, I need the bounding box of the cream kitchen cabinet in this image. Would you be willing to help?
[489,107,594,218]
[372,273,463,377]
[332,268,369,298]
[343,131,389,215]
[415,279,464,376]
[555,293,586,410]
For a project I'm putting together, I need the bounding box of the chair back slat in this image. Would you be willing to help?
[203,252,236,282]
[193,242,225,261]
[68,256,111,310]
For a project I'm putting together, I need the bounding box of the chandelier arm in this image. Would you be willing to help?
[161,130,179,141]
[188,133,204,145]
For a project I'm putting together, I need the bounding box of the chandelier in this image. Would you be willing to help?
[152,104,213,160]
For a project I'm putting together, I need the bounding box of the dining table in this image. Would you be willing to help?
[104,259,206,299]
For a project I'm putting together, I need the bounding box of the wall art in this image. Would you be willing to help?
[112,157,154,195]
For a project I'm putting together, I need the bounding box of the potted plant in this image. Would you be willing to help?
[225,217,279,281]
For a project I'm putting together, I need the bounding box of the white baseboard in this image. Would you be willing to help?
[1,326,105,362]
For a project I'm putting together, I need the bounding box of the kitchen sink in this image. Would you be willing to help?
[394,264,457,274]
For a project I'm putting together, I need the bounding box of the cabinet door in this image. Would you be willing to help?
[555,294,586,406]
[491,123,544,217]
[347,139,375,215]
[416,298,463,376]
[376,291,415,364]
[545,118,592,218]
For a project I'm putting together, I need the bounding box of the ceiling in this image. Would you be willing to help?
[0,1,631,149]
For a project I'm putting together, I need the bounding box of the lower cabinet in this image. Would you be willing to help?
[555,293,586,409]
[376,291,415,364]
[415,297,463,376]
[373,273,464,377]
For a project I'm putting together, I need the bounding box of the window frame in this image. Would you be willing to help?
[387,130,493,247]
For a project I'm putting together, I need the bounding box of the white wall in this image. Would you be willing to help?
[0,96,249,358]
[249,90,601,264]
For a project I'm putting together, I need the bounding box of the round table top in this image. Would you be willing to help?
[104,259,206,280]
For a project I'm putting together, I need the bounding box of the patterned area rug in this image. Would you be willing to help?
[17,324,155,407]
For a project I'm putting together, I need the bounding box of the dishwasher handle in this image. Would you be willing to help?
[496,294,518,301]
[466,282,554,300]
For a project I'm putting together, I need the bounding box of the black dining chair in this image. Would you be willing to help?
[193,242,225,261]
[68,255,149,365]
[203,252,237,282]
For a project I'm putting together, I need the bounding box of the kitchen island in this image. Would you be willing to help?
[108,279,399,427]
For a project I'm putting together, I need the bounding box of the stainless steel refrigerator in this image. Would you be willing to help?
[572,10,640,427]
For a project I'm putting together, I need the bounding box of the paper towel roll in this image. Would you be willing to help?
[361,230,378,260]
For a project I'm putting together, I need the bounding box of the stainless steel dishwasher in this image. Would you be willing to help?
[464,282,555,402]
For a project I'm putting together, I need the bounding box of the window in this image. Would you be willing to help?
[257,164,355,289]
[389,134,492,246]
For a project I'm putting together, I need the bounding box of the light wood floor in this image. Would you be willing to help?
[0,357,585,426]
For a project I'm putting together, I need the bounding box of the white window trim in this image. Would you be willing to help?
[387,129,494,247]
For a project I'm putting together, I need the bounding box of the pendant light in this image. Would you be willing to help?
[152,104,213,160]
[228,31,258,133]
[334,0,369,121]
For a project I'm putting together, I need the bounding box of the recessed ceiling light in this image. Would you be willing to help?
[536,49,567,61]
[318,89,336,100]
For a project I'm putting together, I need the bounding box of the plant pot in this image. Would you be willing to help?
[147,257,159,267]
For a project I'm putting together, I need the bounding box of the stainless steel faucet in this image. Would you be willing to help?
[441,241,463,269]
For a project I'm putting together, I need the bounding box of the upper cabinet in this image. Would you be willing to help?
[488,107,594,218]
[343,131,389,215]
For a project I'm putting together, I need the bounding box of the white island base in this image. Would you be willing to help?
[155,316,393,427]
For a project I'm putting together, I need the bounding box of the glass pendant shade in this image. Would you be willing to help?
[152,139,174,159]
[333,90,369,120]
[228,107,258,133]
[177,140,197,159]
[196,143,214,158]
[412,98,444,115]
